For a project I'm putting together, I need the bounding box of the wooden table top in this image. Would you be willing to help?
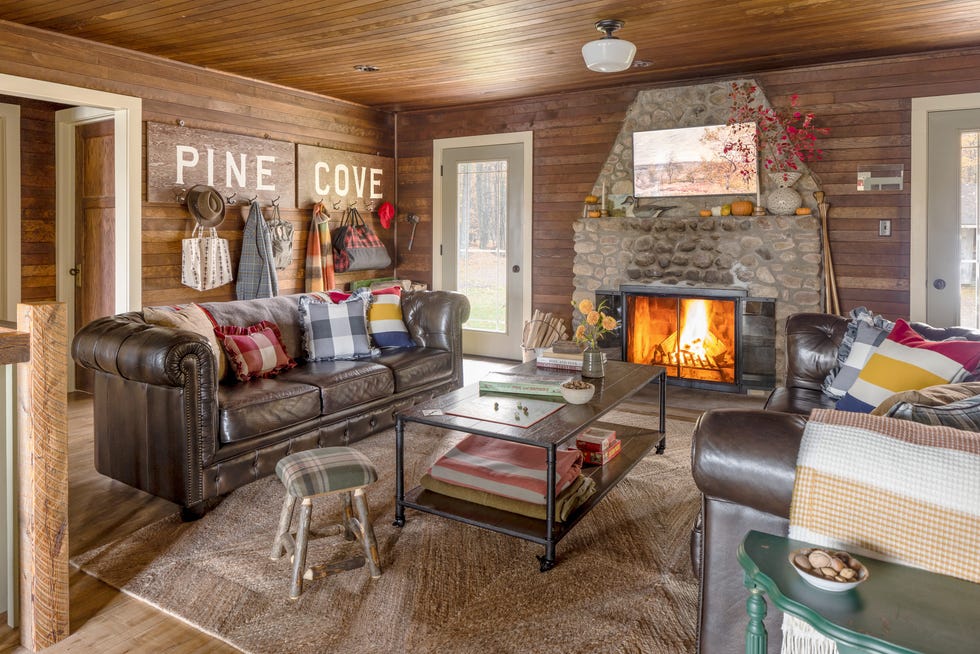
[0,323,30,366]
[400,360,664,448]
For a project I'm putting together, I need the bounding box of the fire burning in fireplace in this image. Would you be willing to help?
[626,295,736,384]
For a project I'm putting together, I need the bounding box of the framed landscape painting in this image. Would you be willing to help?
[633,123,758,197]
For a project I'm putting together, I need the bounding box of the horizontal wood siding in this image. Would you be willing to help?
[0,21,393,308]
[3,96,64,303]
[400,49,980,325]
[396,88,639,326]
[757,48,980,320]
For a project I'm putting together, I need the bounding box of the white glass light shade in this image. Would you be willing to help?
[582,37,637,73]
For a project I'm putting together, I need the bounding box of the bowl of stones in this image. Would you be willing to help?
[560,380,595,404]
[789,547,869,592]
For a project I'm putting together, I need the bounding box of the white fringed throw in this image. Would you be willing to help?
[783,409,980,654]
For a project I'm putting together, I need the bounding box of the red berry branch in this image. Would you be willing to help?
[724,82,829,182]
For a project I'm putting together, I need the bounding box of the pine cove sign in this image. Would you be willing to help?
[296,144,393,211]
[146,122,296,206]
[146,124,394,211]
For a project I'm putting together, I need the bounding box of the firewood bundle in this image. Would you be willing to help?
[522,310,569,353]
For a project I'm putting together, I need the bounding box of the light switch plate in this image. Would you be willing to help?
[879,220,892,237]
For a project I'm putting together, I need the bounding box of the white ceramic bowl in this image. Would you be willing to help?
[789,548,869,592]
[560,382,595,404]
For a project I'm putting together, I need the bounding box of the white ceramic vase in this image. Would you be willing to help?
[767,171,803,215]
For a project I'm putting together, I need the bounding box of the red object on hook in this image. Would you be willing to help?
[378,201,395,228]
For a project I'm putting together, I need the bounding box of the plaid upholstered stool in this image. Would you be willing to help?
[270,447,382,599]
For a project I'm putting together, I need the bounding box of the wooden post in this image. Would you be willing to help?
[16,303,69,651]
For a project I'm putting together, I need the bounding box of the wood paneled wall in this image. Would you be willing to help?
[395,88,639,322]
[3,96,65,303]
[398,48,980,324]
[0,21,393,308]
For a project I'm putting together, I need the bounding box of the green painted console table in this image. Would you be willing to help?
[738,530,980,654]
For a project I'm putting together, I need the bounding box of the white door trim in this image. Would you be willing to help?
[0,103,21,323]
[0,73,142,315]
[911,92,980,321]
[432,131,533,343]
[56,107,118,392]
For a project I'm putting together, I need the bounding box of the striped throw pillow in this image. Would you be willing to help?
[215,320,295,382]
[327,286,414,349]
[836,319,980,413]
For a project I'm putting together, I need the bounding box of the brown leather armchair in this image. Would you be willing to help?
[689,312,980,653]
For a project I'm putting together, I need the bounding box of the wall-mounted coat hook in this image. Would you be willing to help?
[271,195,280,207]
[173,187,188,205]
[247,195,258,204]
[364,200,375,213]
[225,193,238,206]
[332,199,342,211]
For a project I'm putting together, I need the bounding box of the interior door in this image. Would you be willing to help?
[926,109,980,327]
[73,119,115,393]
[440,143,525,359]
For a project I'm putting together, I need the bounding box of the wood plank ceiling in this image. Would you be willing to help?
[2,0,980,112]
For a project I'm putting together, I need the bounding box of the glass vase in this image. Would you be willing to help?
[581,349,605,378]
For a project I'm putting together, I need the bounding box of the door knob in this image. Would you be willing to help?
[69,265,82,288]
[933,278,946,290]
[512,265,520,273]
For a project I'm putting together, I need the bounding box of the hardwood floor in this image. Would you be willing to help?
[0,363,763,653]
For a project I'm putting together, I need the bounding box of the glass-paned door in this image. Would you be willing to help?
[441,142,525,358]
[960,130,979,327]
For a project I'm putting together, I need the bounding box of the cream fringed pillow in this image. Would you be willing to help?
[143,303,227,381]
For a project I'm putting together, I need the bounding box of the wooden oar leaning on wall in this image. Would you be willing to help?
[814,191,841,316]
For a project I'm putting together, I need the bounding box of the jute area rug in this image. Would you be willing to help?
[72,410,700,654]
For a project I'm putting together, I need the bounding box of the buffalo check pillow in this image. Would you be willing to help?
[214,320,295,382]
[836,319,980,413]
[298,295,375,361]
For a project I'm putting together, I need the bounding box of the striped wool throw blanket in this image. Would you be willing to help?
[783,409,980,653]
[427,434,583,505]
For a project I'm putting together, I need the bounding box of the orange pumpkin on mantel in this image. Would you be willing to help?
[731,200,754,216]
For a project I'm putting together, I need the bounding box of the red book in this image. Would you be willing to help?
[582,439,622,465]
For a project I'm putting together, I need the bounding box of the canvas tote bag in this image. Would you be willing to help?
[181,225,234,291]
[268,203,294,270]
[331,206,391,273]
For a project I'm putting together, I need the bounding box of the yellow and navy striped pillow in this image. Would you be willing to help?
[837,320,980,413]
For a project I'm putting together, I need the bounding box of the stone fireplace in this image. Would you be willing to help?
[573,79,827,387]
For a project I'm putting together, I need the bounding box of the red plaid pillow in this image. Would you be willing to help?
[214,320,295,382]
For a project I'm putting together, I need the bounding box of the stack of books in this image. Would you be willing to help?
[575,426,622,465]
[536,347,607,371]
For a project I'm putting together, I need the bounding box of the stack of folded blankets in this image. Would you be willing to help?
[420,435,596,521]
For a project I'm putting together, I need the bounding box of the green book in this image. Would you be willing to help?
[478,371,573,398]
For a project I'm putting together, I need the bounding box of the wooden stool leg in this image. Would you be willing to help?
[290,497,313,600]
[270,494,296,560]
[352,487,382,578]
[342,491,356,541]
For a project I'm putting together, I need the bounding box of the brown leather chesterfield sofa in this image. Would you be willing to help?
[690,312,980,653]
[72,290,469,519]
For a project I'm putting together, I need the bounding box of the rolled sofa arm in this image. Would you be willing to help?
[402,290,471,351]
[72,312,216,387]
[783,312,848,390]
[691,408,807,519]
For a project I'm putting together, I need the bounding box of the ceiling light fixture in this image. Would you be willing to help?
[581,19,637,73]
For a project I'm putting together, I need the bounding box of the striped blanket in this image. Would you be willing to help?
[427,434,583,505]
[784,409,980,653]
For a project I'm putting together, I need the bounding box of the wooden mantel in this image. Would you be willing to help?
[0,323,30,366]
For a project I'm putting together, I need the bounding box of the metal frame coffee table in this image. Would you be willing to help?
[393,361,666,571]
